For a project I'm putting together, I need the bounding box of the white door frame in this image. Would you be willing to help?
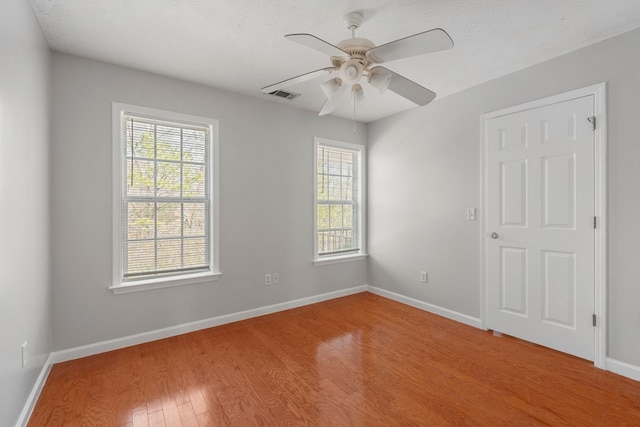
[480,83,607,369]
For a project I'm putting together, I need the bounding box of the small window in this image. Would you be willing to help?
[112,103,220,293]
[314,138,366,264]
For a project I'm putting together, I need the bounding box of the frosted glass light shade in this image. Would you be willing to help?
[321,78,342,98]
[369,72,391,95]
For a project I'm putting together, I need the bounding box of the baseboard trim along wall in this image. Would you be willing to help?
[51,285,368,364]
[367,286,484,329]
[16,353,54,427]
[607,358,640,382]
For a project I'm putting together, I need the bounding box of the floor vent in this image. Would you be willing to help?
[268,90,300,100]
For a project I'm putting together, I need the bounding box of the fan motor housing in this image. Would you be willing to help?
[336,37,375,59]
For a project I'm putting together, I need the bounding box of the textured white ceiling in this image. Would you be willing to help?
[28,0,640,122]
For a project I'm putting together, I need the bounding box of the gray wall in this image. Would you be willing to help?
[0,0,52,425]
[368,27,640,366]
[50,53,367,351]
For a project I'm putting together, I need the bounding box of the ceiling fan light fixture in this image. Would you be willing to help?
[268,11,453,118]
[369,71,392,95]
[340,59,364,84]
[321,78,342,99]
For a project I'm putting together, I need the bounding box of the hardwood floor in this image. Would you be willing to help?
[29,292,640,426]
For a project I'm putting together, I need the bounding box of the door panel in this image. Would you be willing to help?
[500,247,527,315]
[542,155,575,228]
[542,250,575,327]
[486,95,595,361]
[500,160,528,227]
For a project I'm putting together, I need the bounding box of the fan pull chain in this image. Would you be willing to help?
[352,88,357,134]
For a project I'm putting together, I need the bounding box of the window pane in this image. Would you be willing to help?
[317,204,329,229]
[183,129,206,163]
[342,156,353,176]
[317,174,328,200]
[184,237,206,268]
[317,231,332,254]
[155,125,181,161]
[157,239,182,271]
[183,164,206,198]
[328,175,342,200]
[342,177,353,200]
[128,121,155,159]
[127,202,155,240]
[327,152,342,174]
[183,203,206,237]
[157,203,181,238]
[330,204,344,229]
[127,240,155,275]
[156,160,181,197]
[126,159,155,197]
[343,229,353,249]
[343,205,353,228]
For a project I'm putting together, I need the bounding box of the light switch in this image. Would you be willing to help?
[466,208,477,221]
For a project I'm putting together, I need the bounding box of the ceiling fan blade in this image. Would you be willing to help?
[319,83,349,116]
[367,28,454,63]
[371,66,436,106]
[285,33,349,58]
[261,67,335,94]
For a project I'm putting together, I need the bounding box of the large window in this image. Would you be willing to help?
[314,138,366,264]
[112,103,219,293]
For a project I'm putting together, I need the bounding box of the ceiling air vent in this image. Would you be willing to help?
[268,90,300,100]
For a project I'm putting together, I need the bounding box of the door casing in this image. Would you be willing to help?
[480,83,607,369]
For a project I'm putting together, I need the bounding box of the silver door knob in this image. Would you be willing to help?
[490,232,499,239]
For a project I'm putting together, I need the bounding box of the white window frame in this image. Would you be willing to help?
[313,137,367,266]
[111,103,221,294]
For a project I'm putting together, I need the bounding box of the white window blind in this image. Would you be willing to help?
[121,114,210,280]
[315,141,361,257]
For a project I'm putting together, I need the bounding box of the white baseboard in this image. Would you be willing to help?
[52,285,368,364]
[367,286,483,329]
[607,358,640,382]
[16,353,54,427]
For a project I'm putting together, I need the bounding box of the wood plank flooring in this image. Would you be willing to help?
[29,292,640,426]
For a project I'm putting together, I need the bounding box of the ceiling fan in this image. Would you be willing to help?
[261,11,454,118]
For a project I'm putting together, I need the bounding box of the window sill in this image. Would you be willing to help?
[313,254,368,266]
[110,271,222,294]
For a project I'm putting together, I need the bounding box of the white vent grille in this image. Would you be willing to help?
[268,90,300,100]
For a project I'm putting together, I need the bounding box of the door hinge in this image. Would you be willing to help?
[587,116,596,131]
[592,314,597,327]
[593,216,597,229]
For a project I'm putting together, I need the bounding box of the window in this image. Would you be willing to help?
[314,138,366,264]
[111,103,220,293]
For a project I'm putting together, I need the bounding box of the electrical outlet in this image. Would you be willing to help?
[21,341,28,368]
[264,273,272,286]
[420,271,428,283]
[272,273,279,284]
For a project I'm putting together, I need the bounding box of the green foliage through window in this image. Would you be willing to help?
[316,143,360,256]
[123,116,210,278]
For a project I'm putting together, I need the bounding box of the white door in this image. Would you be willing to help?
[485,95,595,361]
